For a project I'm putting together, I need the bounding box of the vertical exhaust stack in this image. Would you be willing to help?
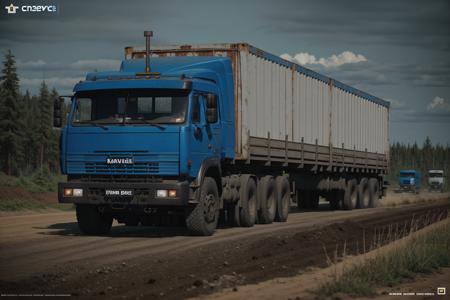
[144,30,153,73]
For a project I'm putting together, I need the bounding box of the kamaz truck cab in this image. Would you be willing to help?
[428,170,444,192]
[54,32,234,236]
[398,169,421,193]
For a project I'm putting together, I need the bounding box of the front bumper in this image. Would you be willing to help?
[398,185,417,191]
[58,180,191,206]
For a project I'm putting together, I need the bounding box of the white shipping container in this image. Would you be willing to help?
[237,48,389,159]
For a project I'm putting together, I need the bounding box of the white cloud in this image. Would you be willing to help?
[280,51,367,68]
[427,96,450,112]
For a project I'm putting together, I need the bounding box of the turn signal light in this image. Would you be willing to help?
[64,188,73,197]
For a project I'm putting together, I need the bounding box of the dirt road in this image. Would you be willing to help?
[1,197,449,299]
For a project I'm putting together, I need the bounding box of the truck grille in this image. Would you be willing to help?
[66,151,178,175]
[85,162,159,174]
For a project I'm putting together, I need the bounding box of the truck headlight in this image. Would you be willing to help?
[156,189,168,198]
[73,188,83,197]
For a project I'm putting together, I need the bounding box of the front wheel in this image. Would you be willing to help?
[186,177,220,236]
[76,204,113,235]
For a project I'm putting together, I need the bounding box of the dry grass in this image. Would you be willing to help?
[314,214,450,298]
[380,191,450,207]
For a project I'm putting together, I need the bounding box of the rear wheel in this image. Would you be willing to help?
[257,176,276,224]
[239,175,257,227]
[76,204,113,235]
[342,179,357,210]
[357,178,370,209]
[275,176,290,222]
[368,178,380,208]
[186,177,219,236]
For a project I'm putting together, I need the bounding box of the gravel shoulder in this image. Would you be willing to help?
[0,197,449,299]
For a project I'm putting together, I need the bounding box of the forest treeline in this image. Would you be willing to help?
[0,50,448,189]
[0,50,68,178]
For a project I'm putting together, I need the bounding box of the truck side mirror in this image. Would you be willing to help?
[205,93,218,123]
[53,97,64,128]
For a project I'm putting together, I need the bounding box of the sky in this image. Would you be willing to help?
[1,0,449,145]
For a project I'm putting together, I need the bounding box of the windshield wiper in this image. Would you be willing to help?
[127,119,166,129]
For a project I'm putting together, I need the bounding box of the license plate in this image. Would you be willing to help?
[105,189,134,197]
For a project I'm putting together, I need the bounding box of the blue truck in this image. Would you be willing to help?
[397,170,421,193]
[54,32,390,236]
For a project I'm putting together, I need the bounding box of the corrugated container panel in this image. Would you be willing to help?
[286,68,293,141]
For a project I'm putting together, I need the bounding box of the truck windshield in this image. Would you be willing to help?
[72,89,189,125]
[400,173,415,178]
[429,172,443,178]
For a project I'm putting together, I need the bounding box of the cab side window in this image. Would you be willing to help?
[205,94,218,123]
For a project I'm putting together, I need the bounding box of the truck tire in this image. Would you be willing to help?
[342,179,357,210]
[257,176,276,224]
[186,177,220,236]
[76,204,113,235]
[368,178,380,208]
[357,178,370,209]
[275,176,290,222]
[239,175,257,227]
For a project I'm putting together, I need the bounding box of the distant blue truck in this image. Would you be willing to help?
[396,170,421,193]
[54,32,389,236]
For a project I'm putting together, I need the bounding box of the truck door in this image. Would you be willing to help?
[189,93,222,176]
[204,93,222,158]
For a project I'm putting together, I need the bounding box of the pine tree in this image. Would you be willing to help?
[0,50,23,175]
[37,81,52,170]
[48,88,60,173]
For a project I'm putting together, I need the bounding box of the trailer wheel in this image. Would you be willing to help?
[186,177,219,236]
[275,176,290,222]
[368,178,380,208]
[342,179,357,210]
[76,204,113,235]
[239,175,257,227]
[257,176,276,224]
[357,178,370,209]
